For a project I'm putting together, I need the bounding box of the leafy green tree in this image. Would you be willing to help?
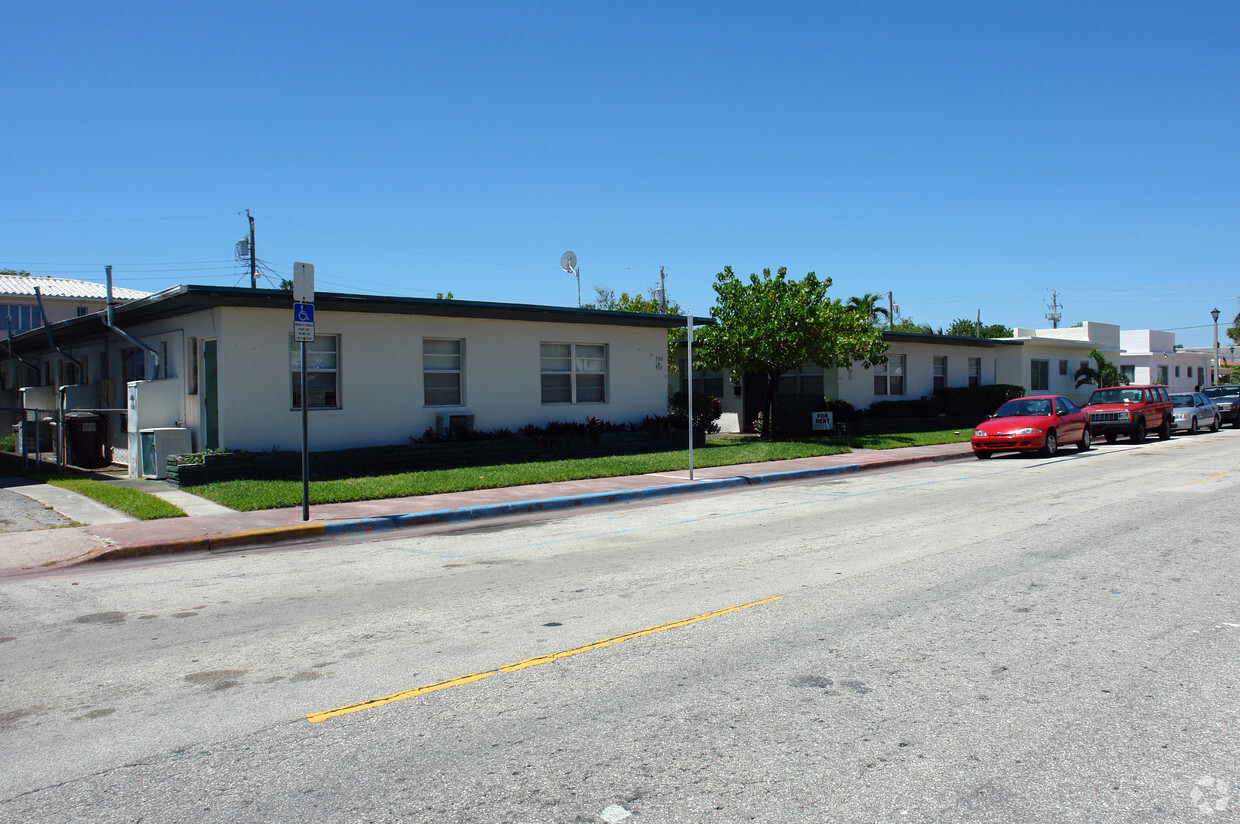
[845,292,890,325]
[0,269,32,278]
[946,318,1014,338]
[695,266,887,439]
[585,284,684,373]
[584,285,680,315]
[1228,310,1240,346]
[1073,349,1127,389]
[891,317,938,334]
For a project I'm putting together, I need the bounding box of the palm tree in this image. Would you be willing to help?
[1073,349,1127,388]
[846,293,890,325]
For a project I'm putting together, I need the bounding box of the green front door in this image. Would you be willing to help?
[203,339,219,449]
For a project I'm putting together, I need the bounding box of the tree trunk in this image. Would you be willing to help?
[762,373,784,439]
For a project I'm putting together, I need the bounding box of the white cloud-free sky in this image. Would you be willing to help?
[4,1,1237,346]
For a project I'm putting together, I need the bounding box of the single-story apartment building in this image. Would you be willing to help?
[676,320,1201,433]
[1,285,684,474]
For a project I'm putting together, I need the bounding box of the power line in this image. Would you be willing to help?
[0,212,236,223]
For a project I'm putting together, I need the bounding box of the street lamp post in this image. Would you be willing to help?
[1211,308,1220,386]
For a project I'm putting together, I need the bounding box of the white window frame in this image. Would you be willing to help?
[423,338,464,407]
[289,334,340,410]
[541,342,608,405]
[0,304,42,332]
[968,357,982,388]
[933,356,947,392]
[1031,359,1049,391]
[873,354,906,396]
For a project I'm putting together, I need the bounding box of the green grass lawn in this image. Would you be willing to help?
[47,478,187,520]
[191,429,971,512]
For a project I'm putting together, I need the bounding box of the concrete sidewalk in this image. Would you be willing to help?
[0,442,974,576]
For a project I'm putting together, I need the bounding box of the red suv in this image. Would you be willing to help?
[1083,385,1174,443]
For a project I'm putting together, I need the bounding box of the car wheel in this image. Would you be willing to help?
[1158,418,1172,440]
[1211,415,1219,432]
[1042,430,1058,457]
[974,450,992,460]
[1189,417,1198,435]
[1104,433,1118,444]
[1132,420,1146,443]
[1077,428,1091,452]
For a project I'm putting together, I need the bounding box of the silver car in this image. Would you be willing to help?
[1170,392,1220,434]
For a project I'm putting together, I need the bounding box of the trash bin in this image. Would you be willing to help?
[64,412,110,469]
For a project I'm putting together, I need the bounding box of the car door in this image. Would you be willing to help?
[1197,393,1216,423]
[1055,397,1082,442]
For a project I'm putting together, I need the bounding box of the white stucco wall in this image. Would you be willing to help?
[995,341,1096,404]
[199,307,670,452]
[837,342,1000,409]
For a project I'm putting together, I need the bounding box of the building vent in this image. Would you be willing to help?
[435,413,475,437]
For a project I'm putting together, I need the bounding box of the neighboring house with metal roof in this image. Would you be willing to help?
[2,285,682,474]
[0,273,149,332]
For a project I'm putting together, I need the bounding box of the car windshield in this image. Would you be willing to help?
[1202,387,1236,398]
[1170,394,1194,406]
[995,399,1052,417]
[1089,388,1143,404]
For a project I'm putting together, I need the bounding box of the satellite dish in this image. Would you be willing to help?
[560,251,577,273]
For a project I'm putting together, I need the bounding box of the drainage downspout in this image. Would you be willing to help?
[32,287,83,470]
[6,319,41,470]
[34,286,84,378]
[5,318,39,378]
[104,265,160,375]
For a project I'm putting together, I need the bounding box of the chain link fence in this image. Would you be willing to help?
[2,407,128,471]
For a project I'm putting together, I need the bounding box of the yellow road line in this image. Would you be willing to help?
[306,595,782,723]
[1185,470,1231,486]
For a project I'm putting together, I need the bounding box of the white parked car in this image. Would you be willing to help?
[1170,392,1220,434]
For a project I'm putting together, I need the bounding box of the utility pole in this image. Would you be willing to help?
[976,310,982,338]
[247,209,257,289]
[887,291,894,332]
[1045,290,1062,328]
[657,266,667,312]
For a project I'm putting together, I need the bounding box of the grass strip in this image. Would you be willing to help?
[191,430,970,512]
[47,478,187,520]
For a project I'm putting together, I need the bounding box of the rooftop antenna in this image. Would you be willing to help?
[561,251,580,308]
[1045,289,1062,328]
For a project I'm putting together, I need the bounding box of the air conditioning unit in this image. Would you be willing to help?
[139,427,192,479]
[435,413,475,437]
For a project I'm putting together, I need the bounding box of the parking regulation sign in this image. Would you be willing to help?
[294,302,315,341]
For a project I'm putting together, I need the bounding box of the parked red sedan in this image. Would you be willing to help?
[971,395,1092,459]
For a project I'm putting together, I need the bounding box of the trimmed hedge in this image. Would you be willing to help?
[865,384,1025,420]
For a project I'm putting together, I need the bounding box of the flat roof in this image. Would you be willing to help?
[2,284,692,356]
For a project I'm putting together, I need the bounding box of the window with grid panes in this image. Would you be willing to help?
[873,354,905,396]
[289,334,339,409]
[541,343,607,404]
[423,339,463,406]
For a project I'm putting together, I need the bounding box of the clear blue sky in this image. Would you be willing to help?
[4,1,1237,348]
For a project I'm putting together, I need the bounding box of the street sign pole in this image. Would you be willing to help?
[294,263,315,522]
[687,316,694,481]
[301,340,309,521]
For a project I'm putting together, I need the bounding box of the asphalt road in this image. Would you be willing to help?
[2,433,1238,822]
[0,486,70,533]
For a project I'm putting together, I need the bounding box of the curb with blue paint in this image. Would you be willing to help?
[324,463,864,538]
[71,446,973,565]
